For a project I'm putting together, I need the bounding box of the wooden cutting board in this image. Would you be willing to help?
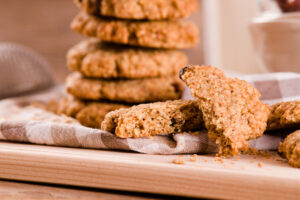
[0,141,299,200]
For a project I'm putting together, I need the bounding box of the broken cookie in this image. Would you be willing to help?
[101,100,203,138]
[180,65,270,156]
[267,101,300,131]
[278,129,300,168]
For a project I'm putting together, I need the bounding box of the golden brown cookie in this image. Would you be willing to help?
[180,65,270,156]
[267,101,300,131]
[278,129,300,168]
[101,100,203,138]
[56,96,129,128]
[66,72,184,103]
[67,39,188,78]
[71,12,199,49]
[74,0,198,20]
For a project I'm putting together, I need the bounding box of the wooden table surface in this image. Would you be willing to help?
[1,142,300,200]
[0,180,195,200]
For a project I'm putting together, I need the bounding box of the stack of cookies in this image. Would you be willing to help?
[59,0,199,128]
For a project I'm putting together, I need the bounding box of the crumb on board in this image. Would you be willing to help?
[258,162,263,168]
[214,156,224,164]
[189,154,197,162]
[172,156,185,165]
[235,156,240,161]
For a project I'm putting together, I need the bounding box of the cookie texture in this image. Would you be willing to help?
[56,96,129,128]
[66,72,184,103]
[71,12,199,49]
[74,0,198,20]
[180,65,270,156]
[67,39,188,78]
[267,101,300,131]
[101,100,203,138]
[278,130,300,168]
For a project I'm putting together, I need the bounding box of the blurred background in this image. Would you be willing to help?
[0,0,82,82]
[0,0,205,83]
[0,0,299,82]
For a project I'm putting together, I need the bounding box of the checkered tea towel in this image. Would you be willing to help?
[0,71,299,154]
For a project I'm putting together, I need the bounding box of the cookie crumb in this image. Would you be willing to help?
[189,154,197,162]
[172,156,185,165]
[214,157,224,164]
[235,156,240,161]
[242,147,271,158]
[258,163,263,168]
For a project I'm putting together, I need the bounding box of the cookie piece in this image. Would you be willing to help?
[67,39,188,78]
[267,101,300,131]
[180,65,270,156]
[278,130,300,168]
[57,96,129,128]
[101,100,203,138]
[74,0,198,20]
[71,12,198,49]
[66,72,184,103]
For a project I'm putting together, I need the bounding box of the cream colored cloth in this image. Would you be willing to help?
[1,70,299,155]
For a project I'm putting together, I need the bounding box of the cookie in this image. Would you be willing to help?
[71,12,199,49]
[66,72,184,103]
[74,0,198,20]
[267,101,300,131]
[56,96,129,128]
[180,65,270,156]
[101,100,203,138]
[278,130,300,168]
[67,39,188,78]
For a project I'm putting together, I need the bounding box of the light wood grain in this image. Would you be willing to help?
[0,142,299,200]
[0,180,167,200]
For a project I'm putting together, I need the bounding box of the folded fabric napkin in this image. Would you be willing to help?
[0,72,299,154]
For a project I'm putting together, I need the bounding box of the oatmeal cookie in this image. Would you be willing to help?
[101,100,203,138]
[67,39,188,78]
[278,130,300,168]
[267,101,300,131]
[66,72,184,103]
[57,96,129,128]
[74,0,198,20]
[71,12,198,49]
[180,65,270,156]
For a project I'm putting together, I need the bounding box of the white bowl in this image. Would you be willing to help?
[250,13,300,72]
